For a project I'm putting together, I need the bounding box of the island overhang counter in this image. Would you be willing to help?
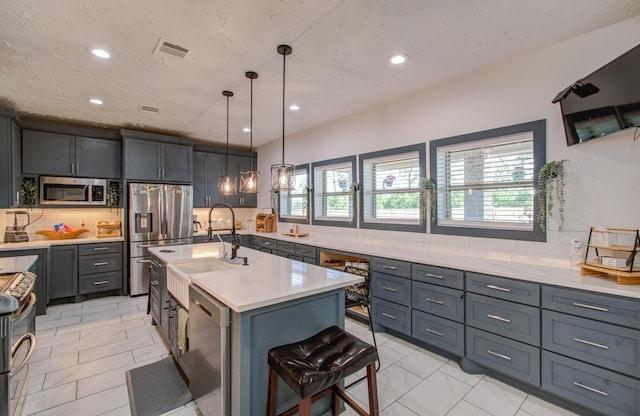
[148,242,364,416]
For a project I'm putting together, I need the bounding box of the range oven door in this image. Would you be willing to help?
[9,293,36,416]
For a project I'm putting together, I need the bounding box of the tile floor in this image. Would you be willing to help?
[21,295,579,416]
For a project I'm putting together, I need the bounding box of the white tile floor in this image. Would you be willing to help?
[22,296,579,416]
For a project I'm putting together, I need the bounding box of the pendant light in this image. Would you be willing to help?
[218,90,237,196]
[240,71,261,193]
[270,44,295,191]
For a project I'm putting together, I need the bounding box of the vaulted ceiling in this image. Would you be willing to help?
[1,0,638,147]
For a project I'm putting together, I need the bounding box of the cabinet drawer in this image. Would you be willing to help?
[542,286,640,328]
[277,240,294,254]
[466,327,540,386]
[78,271,122,294]
[467,272,539,306]
[78,242,122,256]
[371,272,411,306]
[294,244,317,259]
[466,293,540,346]
[412,264,464,290]
[371,297,410,335]
[412,282,464,322]
[370,257,411,278]
[412,310,464,356]
[78,254,122,275]
[542,351,640,416]
[542,310,640,378]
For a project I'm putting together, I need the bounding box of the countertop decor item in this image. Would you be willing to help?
[96,221,121,238]
[578,227,640,284]
[218,90,238,196]
[240,71,261,193]
[270,44,295,191]
[536,159,567,232]
[36,228,89,240]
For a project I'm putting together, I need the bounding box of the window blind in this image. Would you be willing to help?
[313,162,353,221]
[280,168,308,218]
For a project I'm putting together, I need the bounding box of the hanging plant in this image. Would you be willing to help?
[421,177,437,224]
[270,189,279,214]
[351,182,360,225]
[536,159,567,232]
[20,179,38,209]
[106,183,122,213]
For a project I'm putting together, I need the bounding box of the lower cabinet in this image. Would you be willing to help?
[48,245,78,299]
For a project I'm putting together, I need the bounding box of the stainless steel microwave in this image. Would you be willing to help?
[39,176,107,205]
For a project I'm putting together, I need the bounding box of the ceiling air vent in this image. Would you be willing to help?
[138,105,159,113]
[153,38,189,58]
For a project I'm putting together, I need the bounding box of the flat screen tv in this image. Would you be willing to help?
[552,43,640,146]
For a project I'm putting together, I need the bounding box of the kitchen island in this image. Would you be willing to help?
[149,242,363,416]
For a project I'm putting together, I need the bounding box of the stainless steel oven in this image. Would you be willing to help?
[1,272,37,416]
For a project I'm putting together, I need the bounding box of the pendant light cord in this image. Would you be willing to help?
[225,93,230,176]
[250,76,254,171]
[281,49,286,165]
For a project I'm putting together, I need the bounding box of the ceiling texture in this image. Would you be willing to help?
[1,0,639,148]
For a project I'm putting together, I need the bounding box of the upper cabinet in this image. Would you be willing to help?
[22,130,121,178]
[0,109,22,208]
[122,130,194,183]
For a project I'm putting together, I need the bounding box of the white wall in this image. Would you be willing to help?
[256,16,640,270]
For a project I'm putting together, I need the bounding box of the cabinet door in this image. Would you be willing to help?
[48,245,78,299]
[206,152,225,206]
[22,130,74,176]
[125,139,161,180]
[75,137,121,178]
[193,151,207,207]
[162,143,192,183]
[0,116,21,208]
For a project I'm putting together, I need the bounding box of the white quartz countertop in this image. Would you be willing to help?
[149,243,363,313]
[245,232,640,300]
[0,255,38,274]
[0,236,124,251]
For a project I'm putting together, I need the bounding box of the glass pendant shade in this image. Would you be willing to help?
[240,170,260,193]
[270,163,295,191]
[218,175,237,196]
[218,90,237,196]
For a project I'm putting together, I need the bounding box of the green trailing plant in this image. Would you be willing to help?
[536,159,567,232]
[20,179,38,209]
[106,183,122,212]
[350,182,361,225]
[421,177,437,224]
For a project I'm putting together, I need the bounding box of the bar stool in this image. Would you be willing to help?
[266,326,379,416]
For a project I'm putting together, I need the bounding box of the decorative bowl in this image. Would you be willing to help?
[36,229,89,240]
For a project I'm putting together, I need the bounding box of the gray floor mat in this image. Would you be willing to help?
[126,357,192,416]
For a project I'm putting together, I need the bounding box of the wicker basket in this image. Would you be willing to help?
[36,229,89,240]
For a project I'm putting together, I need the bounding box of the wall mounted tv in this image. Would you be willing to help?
[552,43,640,146]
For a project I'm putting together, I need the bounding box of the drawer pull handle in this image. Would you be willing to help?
[382,312,396,320]
[93,262,109,266]
[150,281,159,286]
[425,328,444,337]
[487,350,511,361]
[137,259,151,264]
[573,381,608,396]
[487,314,511,323]
[264,242,272,245]
[93,281,109,286]
[574,338,609,350]
[382,286,397,292]
[426,298,444,305]
[382,265,397,270]
[425,273,443,279]
[486,284,511,293]
[93,247,109,251]
[573,302,608,312]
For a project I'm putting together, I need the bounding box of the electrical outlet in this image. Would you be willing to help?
[570,238,582,256]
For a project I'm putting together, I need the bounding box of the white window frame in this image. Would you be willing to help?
[311,156,356,228]
[278,164,310,224]
[360,144,426,232]
[430,120,546,241]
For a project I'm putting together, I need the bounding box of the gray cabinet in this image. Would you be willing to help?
[22,130,120,178]
[124,138,192,183]
[48,244,78,299]
[77,242,123,295]
[371,256,412,335]
[149,254,169,338]
[250,235,277,253]
[224,155,257,208]
[193,151,224,207]
[0,110,22,208]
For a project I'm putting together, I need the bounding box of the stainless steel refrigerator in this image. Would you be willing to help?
[129,183,193,295]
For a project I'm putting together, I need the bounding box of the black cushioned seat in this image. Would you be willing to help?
[267,326,379,416]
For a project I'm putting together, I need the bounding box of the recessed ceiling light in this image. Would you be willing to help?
[243,127,251,132]
[90,48,111,59]
[389,53,408,65]
[89,98,103,105]
[289,104,300,111]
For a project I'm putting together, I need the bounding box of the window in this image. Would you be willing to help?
[360,144,426,232]
[312,156,356,227]
[430,120,546,241]
[279,164,310,224]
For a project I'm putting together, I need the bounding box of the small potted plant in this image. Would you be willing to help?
[421,178,437,225]
[20,179,38,209]
[536,159,567,232]
[106,182,122,213]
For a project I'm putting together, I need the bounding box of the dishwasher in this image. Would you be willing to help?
[189,284,231,416]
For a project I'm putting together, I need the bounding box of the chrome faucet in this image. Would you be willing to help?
[208,203,240,260]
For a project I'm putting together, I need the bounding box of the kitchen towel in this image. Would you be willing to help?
[178,308,189,352]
